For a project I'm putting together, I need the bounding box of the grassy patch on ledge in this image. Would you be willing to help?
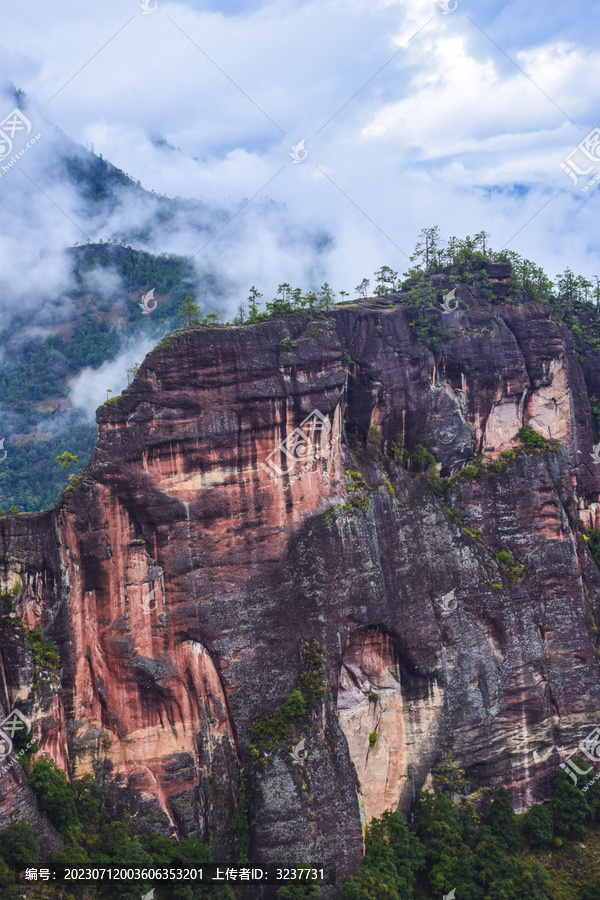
[449,448,518,485]
[449,429,561,488]
[249,641,325,765]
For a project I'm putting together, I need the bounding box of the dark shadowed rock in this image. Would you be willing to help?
[1,285,600,887]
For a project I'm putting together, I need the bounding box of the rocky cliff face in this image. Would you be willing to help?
[2,278,600,884]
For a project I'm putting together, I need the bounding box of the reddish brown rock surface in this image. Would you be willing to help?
[2,284,600,883]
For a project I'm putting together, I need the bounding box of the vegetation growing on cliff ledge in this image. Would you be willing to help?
[585,529,600,571]
[249,687,307,756]
[337,760,600,900]
[4,758,600,898]
[239,228,600,326]
[249,640,325,761]
[23,626,60,670]
[2,768,234,899]
[0,582,21,612]
[0,589,60,695]
[3,229,600,515]
[443,431,559,493]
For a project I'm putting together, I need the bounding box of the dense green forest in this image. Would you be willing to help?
[0,245,209,513]
[3,750,600,899]
[337,755,600,900]
[0,418,97,515]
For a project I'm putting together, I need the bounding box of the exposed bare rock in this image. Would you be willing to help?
[2,283,600,881]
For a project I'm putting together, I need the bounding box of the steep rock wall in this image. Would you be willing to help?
[1,287,600,881]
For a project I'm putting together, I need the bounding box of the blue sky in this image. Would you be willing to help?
[1,0,600,310]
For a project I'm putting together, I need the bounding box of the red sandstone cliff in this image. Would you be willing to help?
[2,280,600,881]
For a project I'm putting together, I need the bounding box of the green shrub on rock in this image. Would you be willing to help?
[0,822,40,870]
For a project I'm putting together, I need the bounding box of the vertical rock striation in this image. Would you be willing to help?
[1,282,600,881]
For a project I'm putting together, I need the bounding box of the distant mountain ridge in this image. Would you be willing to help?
[0,242,206,512]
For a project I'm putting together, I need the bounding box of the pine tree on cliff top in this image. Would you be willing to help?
[178,295,201,328]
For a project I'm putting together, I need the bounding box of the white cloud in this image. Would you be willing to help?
[82,265,123,296]
[69,336,156,421]
[1,0,600,310]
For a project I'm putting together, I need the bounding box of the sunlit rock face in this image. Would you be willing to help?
[2,276,600,880]
[337,627,443,821]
